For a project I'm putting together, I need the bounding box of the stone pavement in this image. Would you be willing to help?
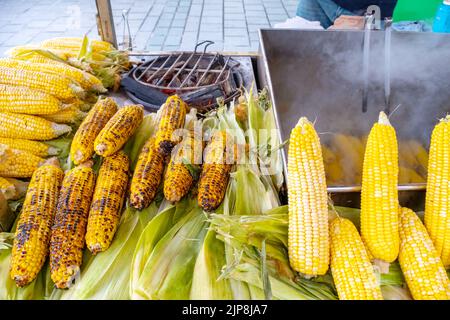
[0,0,298,56]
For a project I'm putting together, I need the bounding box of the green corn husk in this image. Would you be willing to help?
[131,202,208,300]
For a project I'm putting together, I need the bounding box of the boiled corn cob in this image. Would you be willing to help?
[0,177,28,200]
[86,152,129,254]
[9,158,63,287]
[361,112,399,265]
[287,117,329,276]
[399,207,450,300]
[164,132,201,202]
[0,112,71,140]
[0,144,44,178]
[50,161,96,289]
[198,131,233,212]
[332,134,364,184]
[330,217,383,300]
[0,58,105,92]
[0,66,85,101]
[94,104,143,157]
[0,138,58,157]
[154,95,187,155]
[0,84,66,115]
[408,140,428,171]
[129,137,166,210]
[399,166,425,184]
[425,116,450,267]
[41,105,87,124]
[70,97,118,165]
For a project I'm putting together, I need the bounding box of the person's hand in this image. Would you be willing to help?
[328,15,365,30]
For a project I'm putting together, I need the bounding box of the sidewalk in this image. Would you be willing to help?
[0,0,298,56]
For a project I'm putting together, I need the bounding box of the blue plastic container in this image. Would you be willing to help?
[433,1,450,33]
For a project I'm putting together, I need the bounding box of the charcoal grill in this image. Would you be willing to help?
[122,41,244,112]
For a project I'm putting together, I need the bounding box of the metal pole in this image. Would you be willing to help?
[95,0,117,48]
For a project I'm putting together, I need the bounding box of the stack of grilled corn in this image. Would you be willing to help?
[288,112,450,300]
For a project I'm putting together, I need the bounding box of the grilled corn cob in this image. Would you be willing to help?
[361,112,399,265]
[154,95,187,155]
[94,104,143,157]
[129,137,166,210]
[0,177,28,200]
[41,105,87,124]
[0,144,44,178]
[164,132,201,202]
[399,207,450,300]
[198,131,233,212]
[0,58,105,92]
[0,112,71,140]
[9,158,63,287]
[50,161,96,289]
[425,116,450,267]
[0,66,85,101]
[70,97,118,165]
[330,217,383,300]
[287,117,329,276]
[0,84,67,115]
[86,152,129,254]
[0,138,58,157]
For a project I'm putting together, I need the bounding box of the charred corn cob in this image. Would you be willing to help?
[0,58,105,93]
[94,104,143,157]
[361,112,399,265]
[0,112,71,140]
[330,217,383,300]
[164,132,201,202]
[0,138,58,157]
[41,105,87,124]
[86,152,129,254]
[0,177,28,200]
[50,161,96,289]
[425,116,450,267]
[0,84,67,115]
[198,131,233,212]
[287,118,329,276]
[0,66,85,101]
[399,207,450,300]
[154,95,187,155]
[0,144,44,178]
[9,158,63,287]
[70,97,118,165]
[129,137,166,210]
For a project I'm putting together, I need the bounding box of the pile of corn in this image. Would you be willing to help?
[322,134,428,186]
[287,112,450,300]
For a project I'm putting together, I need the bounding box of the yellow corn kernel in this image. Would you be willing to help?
[425,116,450,267]
[86,152,129,254]
[41,105,87,124]
[94,104,143,157]
[361,112,399,264]
[0,58,105,93]
[0,138,58,157]
[50,161,96,289]
[399,207,450,300]
[155,95,187,155]
[9,158,63,287]
[41,37,114,53]
[164,132,201,202]
[0,66,85,101]
[70,97,118,165]
[129,137,166,210]
[330,217,383,300]
[287,117,329,277]
[0,112,71,141]
[0,84,66,115]
[0,144,44,178]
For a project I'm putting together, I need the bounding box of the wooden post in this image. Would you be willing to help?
[95,0,117,48]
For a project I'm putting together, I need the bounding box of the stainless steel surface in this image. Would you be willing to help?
[258,29,450,195]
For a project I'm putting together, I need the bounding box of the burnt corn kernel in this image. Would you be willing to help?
[85,151,129,254]
[49,161,96,289]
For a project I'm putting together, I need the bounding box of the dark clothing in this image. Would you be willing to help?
[333,0,398,17]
